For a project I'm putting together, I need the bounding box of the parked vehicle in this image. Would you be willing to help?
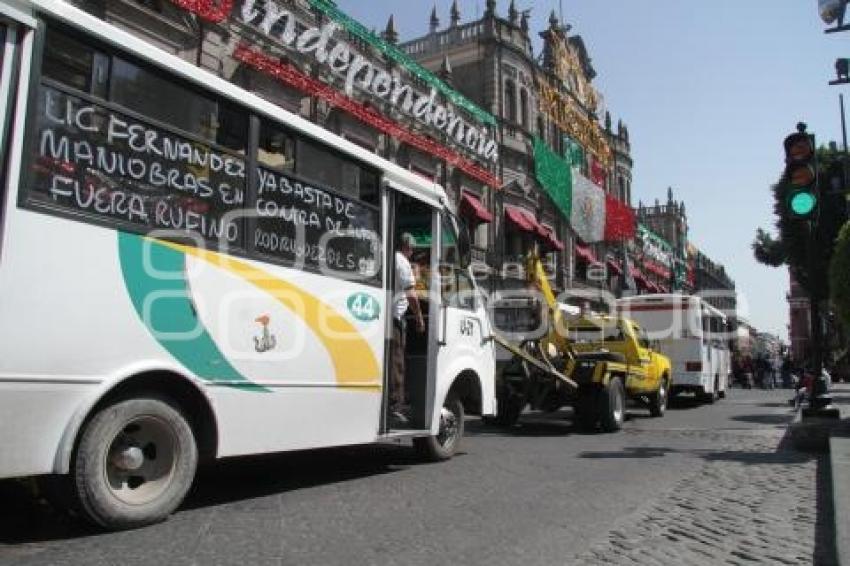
[616,294,732,402]
[490,253,671,432]
[0,0,496,529]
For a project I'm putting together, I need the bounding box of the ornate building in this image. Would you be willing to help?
[401,2,632,296]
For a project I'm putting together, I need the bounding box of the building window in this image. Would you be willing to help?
[519,88,529,129]
[504,79,517,123]
[618,177,626,202]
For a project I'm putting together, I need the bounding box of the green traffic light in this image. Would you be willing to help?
[789,190,817,216]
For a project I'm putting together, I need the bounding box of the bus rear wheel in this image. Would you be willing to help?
[72,396,197,530]
[414,396,464,462]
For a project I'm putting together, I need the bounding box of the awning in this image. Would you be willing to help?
[460,191,494,225]
[576,244,599,264]
[505,206,548,238]
[541,225,565,251]
[505,206,535,233]
[606,258,623,275]
[630,266,649,288]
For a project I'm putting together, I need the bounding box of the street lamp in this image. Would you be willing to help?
[821,0,848,29]
[822,0,850,33]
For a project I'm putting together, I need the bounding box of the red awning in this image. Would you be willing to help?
[576,244,599,264]
[541,225,565,251]
[607,258,623,275]
[505,206,535,233]
[630,266,649,288]
[460,191,494,225]
[505,206,548,238]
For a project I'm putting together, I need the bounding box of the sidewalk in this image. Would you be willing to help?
[827,382,850,566]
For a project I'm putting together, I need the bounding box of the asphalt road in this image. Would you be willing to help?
[0,388,829,566]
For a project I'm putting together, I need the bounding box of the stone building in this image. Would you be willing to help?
[401,2,633,296]
[636,187,688,292]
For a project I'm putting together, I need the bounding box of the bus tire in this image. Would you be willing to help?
[72,396,198,530]
[649,377,669,418]
[414,396,464,462]
[701,378,719,404]
[599,377,626,432]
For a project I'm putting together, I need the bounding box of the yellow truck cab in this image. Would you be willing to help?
[567,315,673,421]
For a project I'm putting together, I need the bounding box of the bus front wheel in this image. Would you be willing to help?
[72,396,198,530]
[414,396,464,462]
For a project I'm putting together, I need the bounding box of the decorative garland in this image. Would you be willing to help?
[307,0,496,126]
[169,0,234,23]
[233,44,501,188]
[539,82,611,166]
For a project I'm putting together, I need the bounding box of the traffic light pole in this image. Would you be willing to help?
[807,219,824,376]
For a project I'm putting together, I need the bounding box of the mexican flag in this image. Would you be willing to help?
[533,137,635,244]
[571,173,606,242]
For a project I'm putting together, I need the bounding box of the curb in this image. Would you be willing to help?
[832,435,850,566]
[789,403,837,452]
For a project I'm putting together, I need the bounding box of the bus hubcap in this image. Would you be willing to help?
[105,416,178,505]
[437,406,459,449]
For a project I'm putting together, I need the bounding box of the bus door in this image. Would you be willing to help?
[385,192,439,432]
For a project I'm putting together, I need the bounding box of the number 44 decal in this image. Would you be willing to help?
[347,293,381,322]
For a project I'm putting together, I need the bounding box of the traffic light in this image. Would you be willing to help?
[782,125,818,219]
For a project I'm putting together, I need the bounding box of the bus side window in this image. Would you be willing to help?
[110,57,247,154]
[42,28,96,93]
[258,121,295,172]
[439,215,474,310]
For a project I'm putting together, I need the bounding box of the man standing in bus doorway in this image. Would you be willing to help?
[390,233,425,426]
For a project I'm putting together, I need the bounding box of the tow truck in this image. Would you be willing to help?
[489,252,672,432]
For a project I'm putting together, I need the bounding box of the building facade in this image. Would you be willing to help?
[402,2,635,298]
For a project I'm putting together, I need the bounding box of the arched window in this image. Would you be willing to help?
[519,88,529,128]
[504,79,517,123]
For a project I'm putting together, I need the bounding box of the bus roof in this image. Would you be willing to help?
[616,294,727,321]
[21,0,450,209]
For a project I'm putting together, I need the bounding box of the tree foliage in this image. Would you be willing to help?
[831,221,850,327]
[752,227,785,267]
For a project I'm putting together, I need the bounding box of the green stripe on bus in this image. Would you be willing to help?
[118,232,266,392]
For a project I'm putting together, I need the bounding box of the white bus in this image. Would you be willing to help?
[0,0,496,529]
[616,294,731,402]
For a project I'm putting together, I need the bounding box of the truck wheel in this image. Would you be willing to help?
[72,397,198,530]
[649,378,668,418]
[414,396,464,462]
[599,377,626,432]
[496,396,524,427]
[574,386,598,430]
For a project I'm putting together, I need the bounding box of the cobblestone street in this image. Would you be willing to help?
[573,427,832,565]
[0,389,835,566]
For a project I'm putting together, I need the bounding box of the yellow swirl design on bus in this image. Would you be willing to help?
[160,241,381,391]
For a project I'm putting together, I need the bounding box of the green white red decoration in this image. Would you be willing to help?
[534,137,635,243]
